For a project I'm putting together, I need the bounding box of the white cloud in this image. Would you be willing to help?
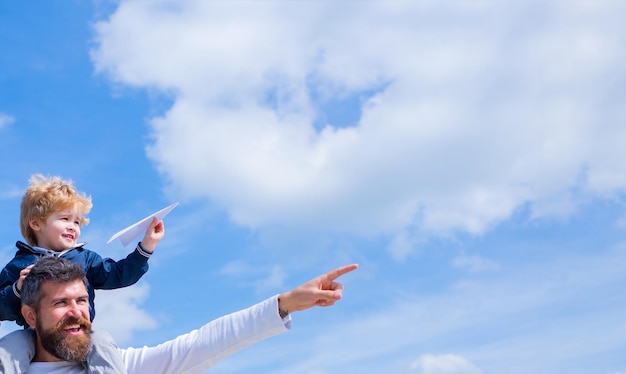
[92,283,157,344]
[91,1,626,250]
[0,113,14,129]
[218,260,252,277]
[254,265,286,294]
[0,183,22,200]
[410,354,482,374]
[387,230,416,261]
[218,261,287,295]
[452,253,499,273]
[250,244,626,374]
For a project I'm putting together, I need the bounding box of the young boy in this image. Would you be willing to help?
[0,174,165,373]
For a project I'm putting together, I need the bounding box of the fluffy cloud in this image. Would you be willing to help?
[91,1,626,243]
[0,182,22,200]
[452,253,499,273]
[411,354,482,374]
[253,244,626,373]
[93,283,157,344]
[0,113,14,129]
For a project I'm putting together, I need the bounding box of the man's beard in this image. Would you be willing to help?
[38,315,93,362]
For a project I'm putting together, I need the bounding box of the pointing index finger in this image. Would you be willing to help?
[326,264,359,281]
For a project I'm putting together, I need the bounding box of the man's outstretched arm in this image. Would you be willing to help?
[121,263,358,374]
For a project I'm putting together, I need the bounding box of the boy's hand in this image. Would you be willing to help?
[139,217,164,253]
[16,264,34,291]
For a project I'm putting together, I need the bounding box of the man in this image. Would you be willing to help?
[18,256,357,373]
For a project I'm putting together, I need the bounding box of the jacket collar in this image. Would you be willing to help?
[16,240,85,257]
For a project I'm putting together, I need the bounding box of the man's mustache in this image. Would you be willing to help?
[58,315,92,333]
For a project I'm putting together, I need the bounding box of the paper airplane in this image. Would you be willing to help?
[107,202,179,247]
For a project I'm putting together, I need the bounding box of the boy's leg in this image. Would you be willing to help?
[0,329,35,374]
[87,330,126,374]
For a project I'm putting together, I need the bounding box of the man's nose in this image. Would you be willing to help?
[66,301,83,316]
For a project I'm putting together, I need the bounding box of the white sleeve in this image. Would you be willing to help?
[120,296,290,374]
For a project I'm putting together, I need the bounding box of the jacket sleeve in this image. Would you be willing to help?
[84,245,151,290]
[120,296,290,374]
[0,260,28,323]
[0,285,22,322]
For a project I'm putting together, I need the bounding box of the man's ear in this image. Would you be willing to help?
[22,305,37,329]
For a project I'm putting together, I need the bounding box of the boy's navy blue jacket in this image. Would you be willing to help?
[0,241,151,327]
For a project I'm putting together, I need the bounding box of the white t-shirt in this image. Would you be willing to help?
[27,361,84,374]
[26,296,290,374]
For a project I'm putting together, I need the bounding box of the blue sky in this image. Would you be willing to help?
[2,1,626,373]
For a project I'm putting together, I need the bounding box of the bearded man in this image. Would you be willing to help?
[20,257,94,365]
[12,256,357,373]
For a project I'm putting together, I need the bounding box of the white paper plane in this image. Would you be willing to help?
[107,202,179,247]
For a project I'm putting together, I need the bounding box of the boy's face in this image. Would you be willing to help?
[30,207,82,251]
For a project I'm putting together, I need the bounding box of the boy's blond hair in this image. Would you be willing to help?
[20,174,92,246]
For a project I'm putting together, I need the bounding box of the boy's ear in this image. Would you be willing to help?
[22,305,37,329]
[29,218,42,232]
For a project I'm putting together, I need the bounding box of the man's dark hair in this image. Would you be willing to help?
[21,256,88,311]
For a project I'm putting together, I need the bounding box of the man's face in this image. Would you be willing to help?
[30,207,82,251]
[25,279,92,362]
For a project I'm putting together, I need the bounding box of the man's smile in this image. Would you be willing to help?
[63,324,83,334]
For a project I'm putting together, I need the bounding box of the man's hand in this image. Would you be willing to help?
[277,264,358,314]
[139,217,165,253]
